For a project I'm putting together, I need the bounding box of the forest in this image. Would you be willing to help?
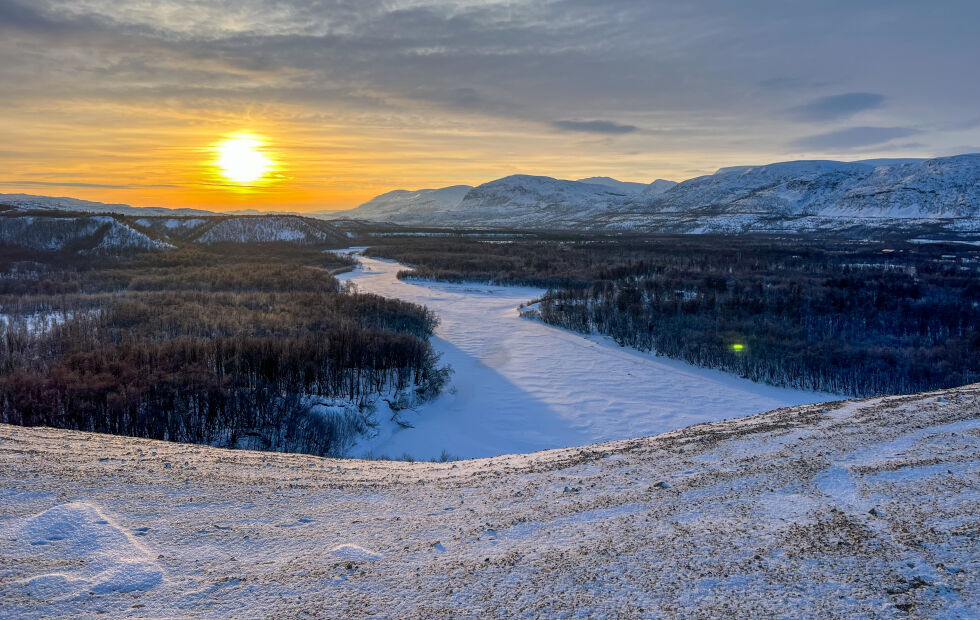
[0,242,449,457]
[365,234,980,396]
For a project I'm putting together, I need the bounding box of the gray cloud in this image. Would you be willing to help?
[792,126,920,150]
[788,93,885,122]
[552,120,638,134]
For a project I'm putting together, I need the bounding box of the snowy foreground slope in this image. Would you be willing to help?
[1,385,978,617]
[337,255,832,459]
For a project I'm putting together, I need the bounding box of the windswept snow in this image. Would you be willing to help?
[338,254,834,460]
[4,502,164,602]
[1,385,977,617]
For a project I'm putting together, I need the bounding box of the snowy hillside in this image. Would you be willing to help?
[0,193,214,217]
[327,155,980,234]
[0,214,173,253]
[190,216,348,245]
[575,176,648,194]
[333,185,473,220]
[0,212,349,253]
[640,178,679,196]
[375,175,634,227]
[1,384,977,617]
[458,175,629,211]
[336,175,653,226]
[607,153,980,233]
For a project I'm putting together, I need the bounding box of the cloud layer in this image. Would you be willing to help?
[0,0,978,210]
[788,93,886,122]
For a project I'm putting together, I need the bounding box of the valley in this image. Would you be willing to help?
[3,2,977,616]
[338,253,833,459]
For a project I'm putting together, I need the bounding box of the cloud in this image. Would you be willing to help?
[792,126,920,150]
[788,93,885,122]
[1,0,980,210]
[552,120,638,134]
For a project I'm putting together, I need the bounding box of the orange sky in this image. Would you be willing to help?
[0,99,718,212]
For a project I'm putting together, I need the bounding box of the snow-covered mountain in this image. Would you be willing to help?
[575,176,648,194]
[0,193,215,217]
[356,175,637,227]
[7,154,979,235]
[330,155,980,234]
[330,185,473,220]
[457,175,629,212]
[326,176,663,226]
[603,153,980,233]
[640,178,680,196]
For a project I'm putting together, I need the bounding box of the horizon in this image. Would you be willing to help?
[1,1,979,213]
[5,151,976,214]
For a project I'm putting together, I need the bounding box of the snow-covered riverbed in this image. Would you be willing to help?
[338,254,836,459]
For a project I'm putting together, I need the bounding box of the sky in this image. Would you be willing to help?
[0,0,978,212]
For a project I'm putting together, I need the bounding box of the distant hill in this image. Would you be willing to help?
[7,154,980,236]
[325,155,980,235]
[0,212,349,255]
[190,215,348,245]
[575,177,650,194]
[0,213,174,254]
[0,193,216,217]
[322,185,474,221]
[603,154,980,234]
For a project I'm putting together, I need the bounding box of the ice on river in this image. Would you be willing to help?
[338,254,836,459]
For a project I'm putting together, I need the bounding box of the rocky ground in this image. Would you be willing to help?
[1,385,978,618]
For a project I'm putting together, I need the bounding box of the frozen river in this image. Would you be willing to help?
[338,253,836,459]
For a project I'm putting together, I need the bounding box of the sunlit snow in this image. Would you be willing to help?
[338,253,836,459]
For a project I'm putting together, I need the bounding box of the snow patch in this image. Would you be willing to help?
[4,502,164,600]
[329,544,383,562]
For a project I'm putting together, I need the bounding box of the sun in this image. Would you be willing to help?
[214,135,272,184]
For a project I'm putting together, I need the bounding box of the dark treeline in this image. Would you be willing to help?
[0,243,448,456]
[367,235,980,396]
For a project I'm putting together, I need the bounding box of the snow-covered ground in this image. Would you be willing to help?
[1,385,977,617]
[337,253,835,460]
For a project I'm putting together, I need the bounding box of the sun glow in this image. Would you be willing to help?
[214,135,273,184]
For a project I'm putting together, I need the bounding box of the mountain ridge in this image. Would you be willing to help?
[6,153,979,235]
[333,154,980,235]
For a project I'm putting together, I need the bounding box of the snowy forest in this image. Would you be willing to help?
[367,235,980,396]
[0,243,447,456]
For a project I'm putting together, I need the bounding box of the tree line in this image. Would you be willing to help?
[367,234,980,396]
[0,243,448,456]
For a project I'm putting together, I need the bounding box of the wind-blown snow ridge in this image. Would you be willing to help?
[1,385,977,617]
[5,502,164,602]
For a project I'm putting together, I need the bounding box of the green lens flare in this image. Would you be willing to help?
[731,343,745,352]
